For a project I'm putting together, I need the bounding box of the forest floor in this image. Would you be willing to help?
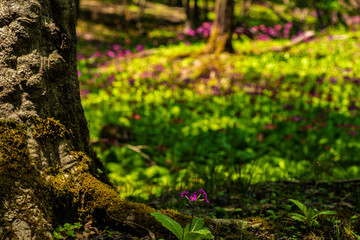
[70,0,360,239]
[142,180,360,239]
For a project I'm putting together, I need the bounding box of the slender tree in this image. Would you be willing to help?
[184,0,201,30]
[0,0,188,238]
[205,0,235,53]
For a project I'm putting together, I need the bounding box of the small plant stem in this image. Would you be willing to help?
[189,201,195,232]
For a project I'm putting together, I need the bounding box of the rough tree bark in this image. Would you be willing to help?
[0,0,189,239]
[205,0,235,53]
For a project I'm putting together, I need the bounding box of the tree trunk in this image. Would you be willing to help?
[184,0,201,30]
[205,0,235,53]
[124,0,131,22]
[184,0,192,30]
[193,0,200,25]
[0,1,189,239]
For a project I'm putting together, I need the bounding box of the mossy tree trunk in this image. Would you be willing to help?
[205,0,235,53]
[0,1,189,239]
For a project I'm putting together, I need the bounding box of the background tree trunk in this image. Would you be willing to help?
[184,0,192,30]
[205,0,235,53]
[0,1,189,239]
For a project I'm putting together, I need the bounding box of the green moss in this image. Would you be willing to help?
[32,117,72,143]
[0,121,53,239]
[0,118,200,239]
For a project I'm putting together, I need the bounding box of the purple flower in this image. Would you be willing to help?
[181,189,209,203]
[78,70,82,77]
[329,77,338,84]
[129,78,135,85]
[136,44,144,52]
[180,190,189,197]
[189,193,197,201]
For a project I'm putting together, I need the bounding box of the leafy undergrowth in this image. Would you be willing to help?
[74,0,360,238]
[53,181,360,239]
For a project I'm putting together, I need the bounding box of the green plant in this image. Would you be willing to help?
[53,222,82,239]
[151,189,213,240]
[151,213,213,240]
[347,215,360,240]
[288,199,337,229]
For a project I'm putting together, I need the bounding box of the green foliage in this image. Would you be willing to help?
[78,19,360,199]
[288,199,337,228]
[150,212,214,240]
[54,222,82,239]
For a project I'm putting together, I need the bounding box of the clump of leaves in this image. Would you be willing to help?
[54,222,82,239]
[288,199,337,229]
[151,212,213,240]
[151,189,213,240]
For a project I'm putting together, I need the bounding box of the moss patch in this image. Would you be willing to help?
[0,121,53,239]
[1,118,216,239]
[32,117,73,143]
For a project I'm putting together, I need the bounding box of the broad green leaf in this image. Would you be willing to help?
[151,212,183,239]
[185,229,214,240]
[184,218,205,233]
[184,231,202,240]
[307,208,316,220]
[311,219,320,228]
[289,213,306,222]
[288,199,307,214]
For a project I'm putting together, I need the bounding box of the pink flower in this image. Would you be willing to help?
[77,54,84,60]
[107,50,116,58]
[134,114,141,120]
[274,24,282,31]
[285,22,293,29]
[188,29,196,36]
[113,44,120,51]
[80,89,90,96]
[93,51,102,57]
[259,25,266,32]
[78,71,82,77]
